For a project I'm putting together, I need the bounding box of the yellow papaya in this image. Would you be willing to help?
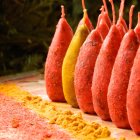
[62,0,93,108]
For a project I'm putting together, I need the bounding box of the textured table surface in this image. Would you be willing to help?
[0,71,140,140]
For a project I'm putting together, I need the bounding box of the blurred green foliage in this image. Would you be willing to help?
[0,0,139,76]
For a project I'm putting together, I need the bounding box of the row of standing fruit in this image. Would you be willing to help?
[45,0,140,135]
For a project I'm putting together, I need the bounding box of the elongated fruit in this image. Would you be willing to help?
[45,6,73,102]
[74,28,103,114]
[92,0,122,121]
[62,0,93,108]
[108,5,139,129]
[127,45,140,135]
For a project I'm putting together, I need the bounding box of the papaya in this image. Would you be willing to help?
[127,45,140,135]
[127,9,140,135]
[62,0,93,108]
[108,5,139,129]
[45,5,73,102]
[91,0,122,121]
[74,28,103,114]
[74,4,110,114]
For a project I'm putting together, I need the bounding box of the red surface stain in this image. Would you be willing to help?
[0,94,72,140]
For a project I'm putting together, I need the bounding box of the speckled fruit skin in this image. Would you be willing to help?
[108,30,139,129]
[97,12,111,29]
[92,25,122,121]
[62,10,93,108]
[74,29,103,114]
[116,17,128,38]
[134,13,140,42]
[62,24,89,108]
[45,16,73,102]
[127,45,140,135]
[97,18,109,40]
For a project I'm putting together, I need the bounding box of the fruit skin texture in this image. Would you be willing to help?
[116,17,128,38]
[62,22,89,108]
[96,6,110,40]
[127,45,140,135]
[107,30,139,129]
[97,18,109,40]
[102,12,112,28]
[91,25,122,121]
[116,23,126,38]
[135,25,140,42]
[74,29,103,114]
[74,7,110,113]
[134,12,140,42]
[45,15,73,102]
[97,12,112,29]
[118,16,128,32]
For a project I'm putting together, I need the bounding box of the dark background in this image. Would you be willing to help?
[0,0,139,76]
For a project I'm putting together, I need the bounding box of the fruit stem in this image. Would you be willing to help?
[61,5,65,18]
[100,5,105,14]
[102,0,108,13]
[109,0,116,25]
[129,5,135,30]
[82,0,86,10]
[119,0,125,17]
